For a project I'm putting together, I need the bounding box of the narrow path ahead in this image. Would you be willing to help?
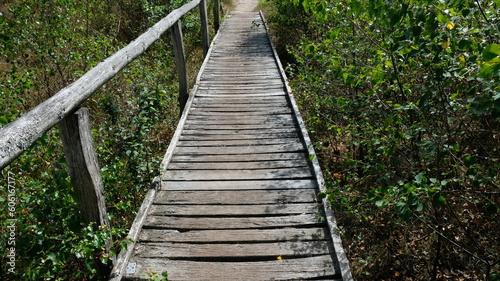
[112,2,352,280]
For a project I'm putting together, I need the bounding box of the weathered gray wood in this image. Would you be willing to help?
[166,159,308,170]
[58,108,110,230]
[171,152,308,162]
[182,123,295,131]
[214,0,220,31]
[171,20,189,115]
[177,138,300,147]
[184,117,294,126]
[144,213,323,229]
[149,203,318,216]
[180,128,297,136]
[163,167,313,181]
[109,179,159,281]
[173,143,305,156]
[199,0,210,56]
[154,189,318,204]
[138,227,330,242]
[134,241,333,258]
[179,132,299,140]
[124,255,338,280]
[0,0,203,170]
[161,179,318,190]
[58,108,111,278]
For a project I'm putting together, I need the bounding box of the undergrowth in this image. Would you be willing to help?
[261,0,499,279]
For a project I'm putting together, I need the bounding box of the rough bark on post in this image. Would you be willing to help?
[200,0,210,57]
[59,108,111,278]
[171,20,189,115]
[58,108,110,233]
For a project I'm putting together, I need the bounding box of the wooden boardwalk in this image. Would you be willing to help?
[111,8,352,281]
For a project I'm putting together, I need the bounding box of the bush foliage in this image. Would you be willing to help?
[0,0,215,279]
[262,0,499,279]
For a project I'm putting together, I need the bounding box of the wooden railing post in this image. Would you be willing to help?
[59,107,111,277]
[58,108,111,235]
[214,0,220,31]
[199,0,210,57]
[171,20,189,115]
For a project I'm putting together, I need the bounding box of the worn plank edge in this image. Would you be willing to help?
[109,177,159,281]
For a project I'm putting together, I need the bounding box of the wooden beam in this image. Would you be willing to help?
[171,20,189,115]
[199,0,210,57]
[58,108,109,229]
[214,0,220,31]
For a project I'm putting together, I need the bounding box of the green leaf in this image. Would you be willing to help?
[463,155,477,168]
[416,201,425,212]
[375,199,388,207]
[483,44,500,62]
[415,172,426,184]
[0,116,8,124]
[485,203,499,215]
[432,194,446,207]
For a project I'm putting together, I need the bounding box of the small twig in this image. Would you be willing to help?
[414,213,490,266]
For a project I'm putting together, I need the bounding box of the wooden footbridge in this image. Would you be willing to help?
[0,0,352,280]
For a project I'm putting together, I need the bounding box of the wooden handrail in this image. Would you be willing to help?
[0,0,219,170]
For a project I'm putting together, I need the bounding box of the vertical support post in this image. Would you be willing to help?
[59,108,110,231]
[59,107,111,277]
[214,0,220,31]
[199,0,210,57]
[171,20,189,115]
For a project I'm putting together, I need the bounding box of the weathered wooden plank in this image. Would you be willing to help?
[133,241,333,258]
[180,131,298,139]
[176,138,300,147]
[173,143,305,155]
[201,70,278,77]
[188,112,293,118]
[186,114,295,123]
[195,92,287,97]
[161,179,318,190]
[167,159,308,170]
[196,88,286,95]
[144,213,323,229]
[193,101,288,108]
[138,227,330,243]
[189,106,290,113]
[154,188,318,204]
[197,83,285,90]
[193,99,287,105]
[124,255,338,280]
[184,117,294,126]
[163,167,313,181]
[192,96,287,103]
[148,203,319,216]
[171,152,308,162]
[182,123,295,130]
[179,132,299,140]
